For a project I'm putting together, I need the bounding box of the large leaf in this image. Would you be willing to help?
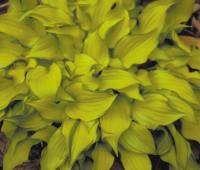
[156,128,173,155]
[181,113,200,143]
[31,126,56,142]
[7,112,51,130]
[70,121,98,166]
[120,148,152,170]
[186,157,200,170]
[0,78,28,110]
[27,98,67,121]
[65,83,116,121]
[90,0,117,29]
[3,131,38,170]
[119,85,144,101]
[137,0,174,33]
[7,59,37,84]
[1,121,17,139]
[91,144,114,170]
[164,0,195,31]
[0,15,38,46]
[8,0,38,13]
[27,63,62,98]
[114,30,158,68]
[21,5,73,27]
[100,96,131,153]
[161,125,191,169]
[132,93,184,129]
[73,53,96,76]
[149,70,199,104]
[58,119,78,170]
[189,49,200,70]
[0,40,25,68]
[83,32,109,68]
[27,34,61,60]
[119,123,155,154]
[97,68,138,90]
[98,7,130,48]
[162,90,195,122]
[41,0,70,13]
[41,128,68,170]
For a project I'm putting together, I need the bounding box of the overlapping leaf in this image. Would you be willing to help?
[114,30,158,68]
[65,83,116,121]
[0,0,199,169]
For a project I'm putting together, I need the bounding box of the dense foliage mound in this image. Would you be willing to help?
[0,0,200,169]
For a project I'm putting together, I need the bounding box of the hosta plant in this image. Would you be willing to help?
[0,0,200,170]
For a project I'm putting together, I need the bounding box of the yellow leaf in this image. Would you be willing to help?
[114,30,158,68]
[98,68,138,90]
[150,70,199,104]
[119,123,155,154]
[91,144,114,170]
[100,96,131,153]
[70,121,98,165]
[27,63,62,98]
[65,83,116,121]
[120,148,152,170]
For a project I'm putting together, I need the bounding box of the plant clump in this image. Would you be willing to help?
[0,0,199,170]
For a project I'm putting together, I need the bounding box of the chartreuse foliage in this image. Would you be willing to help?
[0,0,199,169]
